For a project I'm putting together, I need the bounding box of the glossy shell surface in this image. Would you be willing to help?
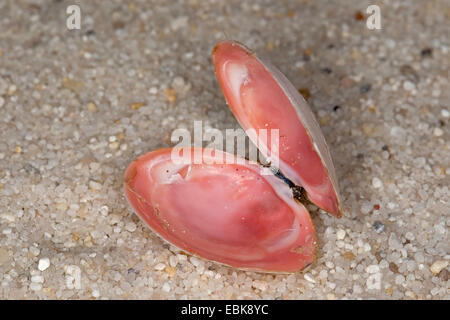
[124,148,316,272]
[212,41,341,217]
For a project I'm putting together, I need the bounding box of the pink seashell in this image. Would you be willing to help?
[212,40,341,217]
[124,40,342,272]
[124,148,316,273]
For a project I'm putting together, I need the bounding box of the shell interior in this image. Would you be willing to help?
[212,40,341,217]
[123,40,342,273]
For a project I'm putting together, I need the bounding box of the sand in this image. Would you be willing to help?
[0,0,448,299]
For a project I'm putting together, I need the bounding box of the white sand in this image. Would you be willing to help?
[0,0,448,299]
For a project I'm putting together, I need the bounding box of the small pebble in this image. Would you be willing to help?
[89,181,102,191]
[336,229,346,240]
[149,87,158,94]
[190,256,202,267]
[366,273,381,290]
[38,258,50,271]
[360,83,372,94]
[366,265,380,274]
[31,275,44,283]
[373,221,386,233]
[389,262,399,273]
[340,76,354,87]
[8,84,17,95]
[30,283,42,291]
[441,109,449,118]
[172,76,186,90]
[99,205,109,216]
[403,81,415,91]
[171,16,188,31]
[433,127,443,137]
[252,280,268,291]
[165,266,177,277]
[439,269,449,281]
[87,102,98,112]
[372,177,383,189]
[64,265,81,290]
[400,65,420,83]
[130,102,145,110]
[395,274,405,285]
[326,293,336,300]
[109,141,119,149]
[298,88,311,100]
[164,88,177,103]
[420,48,433,58]
[303,48,312,61]
[304,273,315,283]
[162,282,171,292]
[405,232,415,241]
[154,263,166,271]
[430,260,448,274]
[0,214,15,222]
[354,11,365,21]
[125,222,137,232]
[29,246,40,257]
[430,287,440,296]
[177,254,187,262]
